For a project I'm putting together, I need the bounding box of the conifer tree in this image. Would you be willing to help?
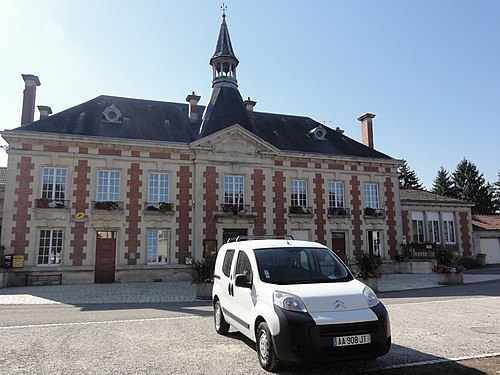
[451,159,496,214]
[398,160,424,190]
[432,166,455,197]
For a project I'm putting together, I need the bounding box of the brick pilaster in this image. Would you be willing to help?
[203,166,218,240]
[176,165,192,263]
[251,169,266,236]
[459,211,472,256]
[70,160,90,266]
[314,173,326,244]
[125,163,142,265]
[272,171,286,236]
[11,156,34,259]
[350,175,363,254]
[384,177,398,259]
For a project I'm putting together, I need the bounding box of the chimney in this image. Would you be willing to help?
[38,105,52,120]
[244,97,257,112]
[357,113,376,148]
[185,91,201,122]
[21,74,41,125]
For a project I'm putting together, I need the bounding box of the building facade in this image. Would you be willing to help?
[1,13,403,285]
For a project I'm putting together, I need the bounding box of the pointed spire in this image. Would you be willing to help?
[210,4,239,88]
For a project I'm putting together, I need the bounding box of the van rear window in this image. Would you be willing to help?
[222,250,235,277]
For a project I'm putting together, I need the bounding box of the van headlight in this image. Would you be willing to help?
[273,291,307,312]
[363,286,379,308]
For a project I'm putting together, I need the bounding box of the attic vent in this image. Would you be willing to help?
[309,125,326,141]
[102,104,122,123]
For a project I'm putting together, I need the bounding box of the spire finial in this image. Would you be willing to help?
[221,2,227,18]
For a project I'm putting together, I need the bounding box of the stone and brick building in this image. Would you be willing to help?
[1,12,405,285]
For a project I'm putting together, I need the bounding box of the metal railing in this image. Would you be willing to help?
[34,198,69,209]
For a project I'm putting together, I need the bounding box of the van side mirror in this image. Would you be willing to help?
[235,273,252,288]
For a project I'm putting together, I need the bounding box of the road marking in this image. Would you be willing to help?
[358,352,500,373]
[385,295,500,306]
[0,315,203,330]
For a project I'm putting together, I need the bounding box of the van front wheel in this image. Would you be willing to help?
[256,322,280,371]
[214,300,230,334]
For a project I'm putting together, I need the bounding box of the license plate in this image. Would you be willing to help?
[333,334,371,347]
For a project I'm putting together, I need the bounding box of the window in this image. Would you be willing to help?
[41,167,66,200]
[147,229,170,263]
[222,250,235,277]
[38,229,63,265]
[291,179,307,207]
[97,170,120,201]
[224,176,244,205]
[443,212,456,243]
[235,251,253,283]
[328,181,344,208]
[148,173,169,203]
[426,212,441,243]
[368,230,383,256]
[411,212,425,242]
[364,183,379,209]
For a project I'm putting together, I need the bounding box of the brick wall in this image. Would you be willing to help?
[70,159,90,266]
[459,211,472,256]
[203,166,218,240]
[251,169,266,236]
[350,175,363,254]
[273,171,286,236]
[384,177,398,258]
[313,173,326,244]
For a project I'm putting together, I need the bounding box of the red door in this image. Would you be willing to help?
[332,232,346,261]
[95,232,116,283]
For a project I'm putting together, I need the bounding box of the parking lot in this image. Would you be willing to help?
[0,277,499,374]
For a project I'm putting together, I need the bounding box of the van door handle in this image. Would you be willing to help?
[228,283,232,296]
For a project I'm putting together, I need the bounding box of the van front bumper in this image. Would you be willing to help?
[272,303,391,362]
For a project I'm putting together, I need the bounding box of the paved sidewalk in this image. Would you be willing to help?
[0,272,499,305]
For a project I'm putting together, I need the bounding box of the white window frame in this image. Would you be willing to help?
[97,170,120,201]
[328,181,344,208]
[148,173,169,203]
[224,175,244,205]
[38,229,63,265]
[411,212,425,242]
[146,229,170,264]
[41,167,66,200]
[291,179,308,207]
[368,230,384,257]
[442,212,456,244]
[426,212,441,243]
[364,183,379,209]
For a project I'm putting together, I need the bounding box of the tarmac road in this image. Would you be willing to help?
[0,279,498,374]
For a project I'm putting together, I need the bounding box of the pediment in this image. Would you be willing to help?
[190,124,279,157]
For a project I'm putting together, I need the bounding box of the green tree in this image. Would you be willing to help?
[398,160,424,190]
[432,166,455,197]
[451,159,496,214]
[492,171,500,213]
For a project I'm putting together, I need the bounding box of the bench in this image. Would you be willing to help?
[25,273,63,286]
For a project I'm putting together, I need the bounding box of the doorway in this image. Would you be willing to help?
[223,228,248,244]
[332,232,346,261]
[95,231,116,283]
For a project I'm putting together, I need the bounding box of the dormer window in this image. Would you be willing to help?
[102,104,122,123]
[309,125,326,140]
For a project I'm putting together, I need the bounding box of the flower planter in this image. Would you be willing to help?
[195,282,213,300]
[359,277,379,292]
[437,272,463,285]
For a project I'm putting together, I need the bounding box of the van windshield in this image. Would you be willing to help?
[254,247,353,284]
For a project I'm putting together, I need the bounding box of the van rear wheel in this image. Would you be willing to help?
[256,322,280,371]
[214,300,230,334]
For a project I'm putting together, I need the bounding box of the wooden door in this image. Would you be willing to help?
[332,232,346,261]
[95,232,116,283]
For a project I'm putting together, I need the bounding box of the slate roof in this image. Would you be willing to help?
[400,189,473,206]
[472,215,500,231]
[210,13,238,65]
[8,93,394,160]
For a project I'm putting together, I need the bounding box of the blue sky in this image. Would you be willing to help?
[1,0,499,189]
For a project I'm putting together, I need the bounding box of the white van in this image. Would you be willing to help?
[212,237,391,371]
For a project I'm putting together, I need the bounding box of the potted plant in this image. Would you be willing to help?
[192,258,215,300]
[354,251,382,291]
[432,246,464,285]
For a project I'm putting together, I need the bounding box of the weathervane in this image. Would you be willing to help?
[221,2,227,17]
